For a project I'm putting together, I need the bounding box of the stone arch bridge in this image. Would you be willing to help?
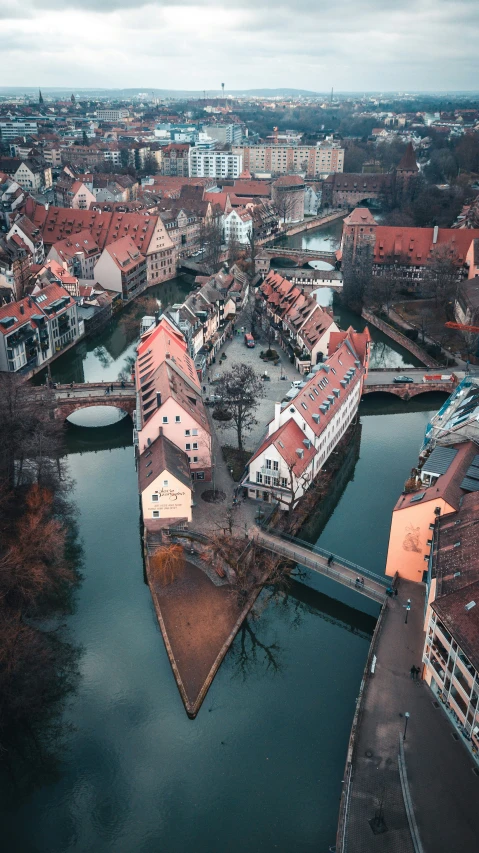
[52,382,136,421]
[362,380,455,400]
[255,247,338,275]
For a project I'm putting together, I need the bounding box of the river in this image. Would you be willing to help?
[3,224,447,852]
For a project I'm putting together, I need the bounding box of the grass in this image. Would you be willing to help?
[221,446,251,482]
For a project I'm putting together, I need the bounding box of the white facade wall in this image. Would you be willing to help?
[189,148,242,179]
[223,210,252,245]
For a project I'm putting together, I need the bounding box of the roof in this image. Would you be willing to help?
[138,431,191,493]
[422,446,458,476]
[272,175,305,187]
[104,235,145,271]
[374,226,479,266]
[396,142,419,172]
[249,418,317,477]
[327,326,372,366]
[137,360,208,429]
[50,229,100,261]
[343,207,377,227]
[0,281,73,335]
[232,180,271,197]
[394,441,478,512]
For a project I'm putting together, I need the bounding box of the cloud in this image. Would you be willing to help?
[1,0,478,90]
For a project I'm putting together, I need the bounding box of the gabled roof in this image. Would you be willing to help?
[104,235,145,271]
[327,326,371,365]
[374,226,479,266]
[249,418,316,477]
[394,441,478,512]
[343,207,377,227]
[138,431,191,493]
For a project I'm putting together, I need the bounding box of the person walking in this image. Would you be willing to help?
[410,666,416,679]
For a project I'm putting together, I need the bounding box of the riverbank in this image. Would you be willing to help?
[338,578,479,853]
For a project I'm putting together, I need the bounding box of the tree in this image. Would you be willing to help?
[424,244,461,307]
[270,455,313,522]
[214,364,265,451]
[273,191,297,226]
[227,236,243,264]
[82,130,89,147]
[200,213,223,270]
[142,152,159,175]
[149,544,184,586]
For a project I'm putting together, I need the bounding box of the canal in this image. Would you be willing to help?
[3,226,448,852]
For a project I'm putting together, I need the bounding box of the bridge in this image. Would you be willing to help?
[364,369,459,400]
[51,381,136,420]
[255,247,338,275]
[251,528,390,604]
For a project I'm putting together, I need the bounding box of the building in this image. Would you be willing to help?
[138,431,192,524]
[134,316,212,480]
[0,233,32,302]
[0,280,81,373]
[47,229,101,279]
[189,147,242,179]
[223,207,253,245]
[422,489,479,760]
[96,108,129,121]
[271,175,305,223]
[7,215,45,264]
[340,207,479,300]
[0,120,38,141]
[160,144,190,177]
[234,140,344,178]
[203,124,243,145]
[70,181,96,210]
[385,441,479,582]
[0,172,25,229]
[93,236,147,299]
[242,330,369,506]
[26,205,176,286]
[0,158,52,193]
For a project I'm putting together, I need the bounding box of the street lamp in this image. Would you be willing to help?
[405,604,411,624]
[403,712,410,741]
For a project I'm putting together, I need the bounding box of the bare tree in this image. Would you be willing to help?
[424,244,461,308]
[214,364,265,451]
[271,456,313,522]
[200,212,223,270]
[149,543,184,586]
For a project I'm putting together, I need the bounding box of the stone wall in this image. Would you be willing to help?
[361,308,441,368]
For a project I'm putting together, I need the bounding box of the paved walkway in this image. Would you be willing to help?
[252,529,388,604]
[344,579,479,853]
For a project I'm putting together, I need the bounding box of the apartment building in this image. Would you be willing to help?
[0,120,38,141]
[242,331,369,506]
[96,108,129,121]
[0,280,81,372]
[160,144,190,177]
[422,489,479,764]
[223,207,253,245]
[234,139,344,178]
[203,124,243,145]
[189,147,242,179]
[47,229,101,279]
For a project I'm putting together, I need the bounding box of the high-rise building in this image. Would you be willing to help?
[188,147,242,179]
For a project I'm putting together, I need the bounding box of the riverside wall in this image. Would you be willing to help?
[361,309,441,368]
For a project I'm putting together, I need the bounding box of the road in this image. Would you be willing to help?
[364,369,465,386]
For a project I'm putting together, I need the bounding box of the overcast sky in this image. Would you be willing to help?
[1,0,478,92]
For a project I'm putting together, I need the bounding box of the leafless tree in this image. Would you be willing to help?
[424,244,461,308]
[214,363,265,451]
[200,212,223,270]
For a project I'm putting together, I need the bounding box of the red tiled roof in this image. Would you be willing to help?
[249,418,317,476]
[374,226,479,266]
[327,325,372,366]
[394,442,477,512]
[397,142,418,172]
[343,207,376,227]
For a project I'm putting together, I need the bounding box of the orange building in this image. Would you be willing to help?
[385,442,478,582]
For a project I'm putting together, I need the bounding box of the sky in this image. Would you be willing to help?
[1,0,478,92]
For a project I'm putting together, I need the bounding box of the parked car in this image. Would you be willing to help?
[291,379,303,388]
[393,375,414,383]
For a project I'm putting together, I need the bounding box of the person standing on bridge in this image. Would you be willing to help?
[327,554,334,566]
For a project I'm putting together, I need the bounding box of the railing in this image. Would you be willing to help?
[257,525,390,588]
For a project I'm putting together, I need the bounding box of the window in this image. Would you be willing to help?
[266,459,272,469]
[162,416,168,424]
[196,472,205,480]
[193,456,198,462]
[281,477,288,488]
[151,494,159,502]
[193,442,198,450]
[163,480,169,487]
[185,443,191,450]
[256,472,263,484]
[175,415,181,423]
[152,510,159,518]
[273,461,279,471]
[264,475,271,486]
[185,429,191,436]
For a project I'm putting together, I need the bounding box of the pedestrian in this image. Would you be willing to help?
[327,554,333,566]
[203,385,206,393]
[410,666,416,679]
[355,577,361,586]
[360,577,365,586]
[394,587,398,597]
[111,383,114,392]
[414,666,420,681]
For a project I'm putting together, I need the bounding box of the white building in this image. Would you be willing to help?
[202,124,243,145]
[242,332,370,506]
[0,120,38,141]
[0,281,82,373]
[96,109,129,121]
[223,208,253,245]
[189,147,242,179]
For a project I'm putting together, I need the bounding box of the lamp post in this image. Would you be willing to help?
[405,604,411,624]
[403,712,410,741]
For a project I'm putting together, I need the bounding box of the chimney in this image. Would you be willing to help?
[273,401,281,432]
[156,392,162,408]
[155,311,160,326]
[433,225,439,244]
[20,304,25,314]
[158,426,163,436]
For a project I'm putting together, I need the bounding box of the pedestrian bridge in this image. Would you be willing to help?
[251,528,390,604]
[362,381,455,400]
[256,247,339,273]
[51,381,136,421]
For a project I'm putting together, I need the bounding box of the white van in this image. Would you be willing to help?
[291,380,303,388]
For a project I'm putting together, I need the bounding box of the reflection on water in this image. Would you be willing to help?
[33,276,192,386]
[67,406,130,428]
